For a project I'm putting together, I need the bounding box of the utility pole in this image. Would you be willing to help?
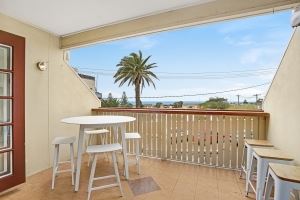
[254,94,260,105]
[237,94,240,105]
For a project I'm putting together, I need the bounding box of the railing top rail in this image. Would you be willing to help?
[92,108,270,117]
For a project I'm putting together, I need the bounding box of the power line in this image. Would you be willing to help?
[76,67,276,75]
[78,69,275,80]
[112,82,270,99]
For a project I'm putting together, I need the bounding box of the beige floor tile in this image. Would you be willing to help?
[0,156,249,200]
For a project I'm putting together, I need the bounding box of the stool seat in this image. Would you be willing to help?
[269,163,300,183]
[85,129,109,135]
[52,136,76,145]
[253,148,294,161]
[125,132,141,139]
[245,139,273,147]
[86,143,122,154]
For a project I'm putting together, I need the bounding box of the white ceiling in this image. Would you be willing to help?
[0,0,214,36]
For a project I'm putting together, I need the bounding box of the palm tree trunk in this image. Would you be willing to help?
[135,83,141,108]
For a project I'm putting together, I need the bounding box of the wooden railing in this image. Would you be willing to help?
[92,108,269,169]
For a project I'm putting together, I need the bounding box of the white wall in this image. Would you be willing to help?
[263,27,300,163]
[0,13,101,176]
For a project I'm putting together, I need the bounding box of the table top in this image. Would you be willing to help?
[269,163,300,183]
[253,148,294,161]
[61,115,136,125]
[245,139,273,147]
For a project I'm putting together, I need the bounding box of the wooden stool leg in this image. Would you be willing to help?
[51,144,59,190]
[274,179,291,200]
[135,139,140,175]
[264,171,274,200]
[87,154,97,200]
[70,143,75,185]
[112,151,123,196]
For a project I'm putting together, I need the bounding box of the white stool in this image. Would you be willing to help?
[85,129,109,146]
[240,139,274,179]
[264,163,300,200]
[125,132,141,174]
[86,143,123,200]
[85,129,109,165]
[51,136,76,190]
[246,148,294,200]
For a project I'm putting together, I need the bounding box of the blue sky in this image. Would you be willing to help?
[70,10,293,103]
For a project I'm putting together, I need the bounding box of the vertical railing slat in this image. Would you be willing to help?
[237,117,245,168]
[161,114,166,159]
[188,115,193,162]
[199,116,205,164]
[252,117,259,139]
[166,114,172,159]
[211,116,218,166]
[182,114,188,162]
[223,116,230,168]
[217,116,224,167]
[151,113,157,157]
[231,116,238,169]
[157,114,162,158]
[171,114,177,160]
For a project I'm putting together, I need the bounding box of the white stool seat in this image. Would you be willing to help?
[125,132,141,139]
[52,136,76,145]
[85,129,109,135]
[86,143,122,154]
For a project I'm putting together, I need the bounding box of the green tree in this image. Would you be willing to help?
[101,93,120,107]
[173,101,183,108]
[199,97,230,110]
[155,102,163,108]
[120,91,129,107]
[114,50,158,108]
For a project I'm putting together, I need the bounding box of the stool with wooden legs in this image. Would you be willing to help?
[246,148,294,200]
[125,132,141,174]
[51,136,76,190]
[240,139,274,179]
[264,163,300,200]
[86,143,123,200]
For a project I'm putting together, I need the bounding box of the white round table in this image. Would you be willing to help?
[61,115,136,191]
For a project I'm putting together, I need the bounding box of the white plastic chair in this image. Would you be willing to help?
[51,136,76,190]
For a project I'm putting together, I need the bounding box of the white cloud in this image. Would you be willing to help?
[224,35,254,46]
[240,47,279,65]
[114,36,158,50]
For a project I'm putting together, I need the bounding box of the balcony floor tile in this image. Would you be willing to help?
[0,154,255,200]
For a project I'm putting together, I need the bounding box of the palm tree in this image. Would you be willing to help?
[114,50,158,108]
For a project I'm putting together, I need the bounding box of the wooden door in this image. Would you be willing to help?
[0,30,25,192]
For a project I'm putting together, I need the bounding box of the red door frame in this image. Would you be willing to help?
[0,30,25,192]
